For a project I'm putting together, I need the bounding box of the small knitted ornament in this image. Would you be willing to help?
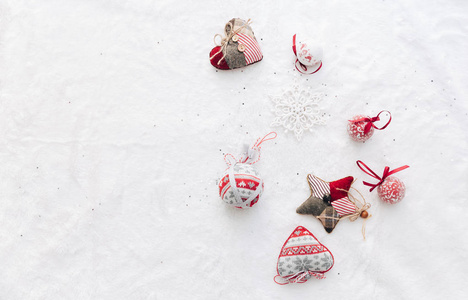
[218,132,276,208]
[356,160,409,204]
[292,34,323,74]
[274,226,334,284]
[296,175,371,234]
[347,111,392,142]
[210,18,263,70]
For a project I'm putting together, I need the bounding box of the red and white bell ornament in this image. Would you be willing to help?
[292,34,323,74]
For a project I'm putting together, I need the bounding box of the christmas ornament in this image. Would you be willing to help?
[218,132,277,208]
[270,83,326,141]
[274,226,334,284]
[210,18,263,70]
[356,160,409,204]
[347,111,392,142]
[292,34,323,74]
[296,175,371,234]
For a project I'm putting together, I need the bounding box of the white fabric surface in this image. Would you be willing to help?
[1,0,467,299]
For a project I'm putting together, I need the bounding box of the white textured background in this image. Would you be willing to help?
[1,0,467,299]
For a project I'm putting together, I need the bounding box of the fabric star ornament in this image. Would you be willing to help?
[297,175,359,233]
[274,226,334,285]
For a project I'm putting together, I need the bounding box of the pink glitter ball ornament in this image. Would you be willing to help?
[377,176,406,204]
[347,111,392,142]
[356,160,409,204]
[347,114,375,142]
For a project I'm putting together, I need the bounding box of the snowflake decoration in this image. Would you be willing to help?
[270,84,326,141]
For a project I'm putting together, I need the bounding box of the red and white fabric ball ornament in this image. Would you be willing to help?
[347,111,392,142]
[356,160,409,204]
[218,132,277,209]
[292,34,323,74]
[274,226,334,285]
[219,163,263,208]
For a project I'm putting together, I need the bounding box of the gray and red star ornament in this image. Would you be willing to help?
[297,175,370,233]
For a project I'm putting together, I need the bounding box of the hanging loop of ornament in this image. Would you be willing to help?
[356,160,409,192]
[350,110,392,135]
[224,132,277,167]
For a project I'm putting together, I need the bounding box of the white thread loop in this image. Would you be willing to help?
[274,271,325,285]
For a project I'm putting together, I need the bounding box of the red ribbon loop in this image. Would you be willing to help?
[351,111,392,135]
[356,160,409,192]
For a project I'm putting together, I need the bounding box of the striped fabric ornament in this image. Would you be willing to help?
[237,33,262,65]
[274,226,334,285]
[297,175,358,233]
[331,197,357,216]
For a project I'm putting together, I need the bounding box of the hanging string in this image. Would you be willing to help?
[350,110,392,134]
[224,132,277,166]
[313,176,371,240]
[356,160,410,192]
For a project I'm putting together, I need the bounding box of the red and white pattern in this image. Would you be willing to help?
[218,163,263,209]
[331,197,357,216]
[347,114,374,142]
[274,226,334,285]
[308,175,356,217]
[307,175,330,198]
[377,176,406,204]
[237,33,263,65]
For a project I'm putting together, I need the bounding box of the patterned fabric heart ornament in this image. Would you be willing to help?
[209,18,263,70]
[274,226,334,284]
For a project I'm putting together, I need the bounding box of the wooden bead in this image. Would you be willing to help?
[360,210,369,219]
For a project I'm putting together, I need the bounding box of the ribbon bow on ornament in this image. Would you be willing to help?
[350,110,392,135]
[356,160,409,192]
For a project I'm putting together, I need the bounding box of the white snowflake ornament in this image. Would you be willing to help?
[270,84,326,141]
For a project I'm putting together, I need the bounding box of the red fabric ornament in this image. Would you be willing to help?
[347,111,392,142]
[356,160,409,204]
[329,176,354,200]
[274,226,334,285]
[209,46,229,70]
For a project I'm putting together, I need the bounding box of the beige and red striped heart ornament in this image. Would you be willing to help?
[209,18,263,70]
